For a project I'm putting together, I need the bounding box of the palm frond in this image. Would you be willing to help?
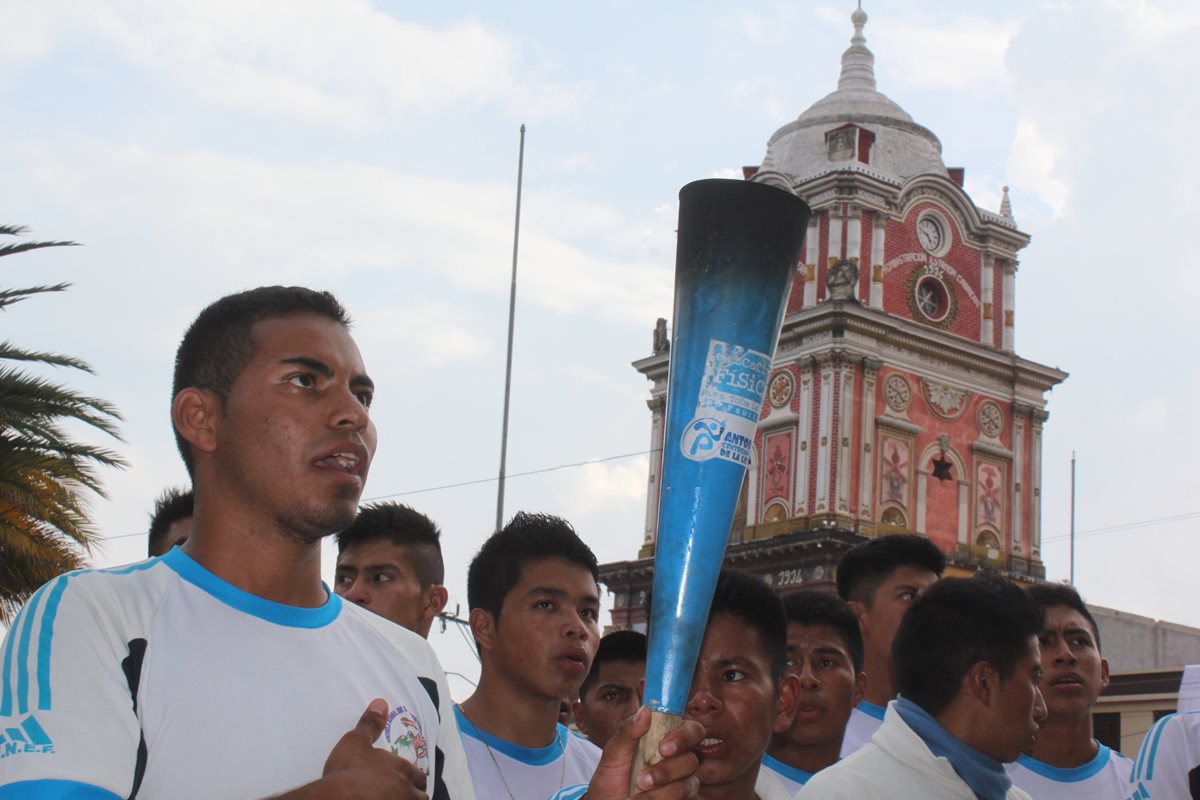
[0,224,123,618]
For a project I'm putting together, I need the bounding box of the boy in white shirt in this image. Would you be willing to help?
[1007,583,1132,798]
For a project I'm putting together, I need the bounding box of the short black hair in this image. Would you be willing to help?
[172,286,351,476]
[894,573,1043,716]
[336,502,444,587]
[836,533,945,606]
[1027,583,1102,652]
[783,590,865,673]
[147,487,193,557]
[467,512,599,621]
[707,569,788,681]
[579,630,647,698]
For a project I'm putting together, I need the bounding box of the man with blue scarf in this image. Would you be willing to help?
[798,573,1046,799]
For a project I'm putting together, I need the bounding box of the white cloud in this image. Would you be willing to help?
[1132,398,1169,435]
[4,1,583,130]
[1006,119,1068,218]
[879,19,1017,90]
[557,456,648,518]
[5,139,673,332]
[355,303,492,369]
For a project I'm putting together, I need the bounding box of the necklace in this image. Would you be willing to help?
[458,704,568,800]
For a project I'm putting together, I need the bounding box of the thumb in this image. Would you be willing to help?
[353,697,390,743]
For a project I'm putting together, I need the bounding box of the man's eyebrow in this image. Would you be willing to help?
[813,646,849,657]
[526,586,601,604]
[710,656,755,669]
[281,357,374,391]
[281,356,333,377]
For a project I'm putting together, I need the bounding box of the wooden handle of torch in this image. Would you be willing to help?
[629,709,685,795]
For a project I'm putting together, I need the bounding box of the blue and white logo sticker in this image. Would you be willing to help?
[680,339,770,466]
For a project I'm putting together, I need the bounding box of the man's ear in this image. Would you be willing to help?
[469,607,498,654]
[422,585,450,628]
[1099,656,1111,692]
[172,388,221,458]
[774,673,802,734]
[572,700,588,736]
[966,660,996,706]
[847,600,870,638]
[853,671,867,707]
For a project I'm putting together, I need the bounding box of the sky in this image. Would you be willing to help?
[3,0,1199,697]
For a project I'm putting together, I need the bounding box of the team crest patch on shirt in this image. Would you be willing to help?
[384,705,429,775]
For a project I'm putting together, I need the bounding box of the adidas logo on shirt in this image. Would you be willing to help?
[0,715,55,758]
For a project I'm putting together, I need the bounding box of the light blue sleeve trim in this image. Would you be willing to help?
[761,752,815,785]
[453,705,566,766]
[857,700,887,721]
[1016,744,1110,782]
[0,780,122,799]
[163,547,341,628]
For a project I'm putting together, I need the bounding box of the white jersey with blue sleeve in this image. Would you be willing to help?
[455,706,601,800]
[839,701,886,757]
[1007,743,1132,799]
[0,548,474,800]
[760,752,814,795]
[1128,711,1200,799]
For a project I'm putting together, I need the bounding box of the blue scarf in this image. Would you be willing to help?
[894,696,1012,800]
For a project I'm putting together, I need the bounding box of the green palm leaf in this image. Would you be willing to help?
[0,226,125,624]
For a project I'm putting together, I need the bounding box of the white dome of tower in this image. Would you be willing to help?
[760,6,948,183]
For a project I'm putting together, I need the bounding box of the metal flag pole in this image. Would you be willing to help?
[1070,450,1077,584]
[496,124,526,532]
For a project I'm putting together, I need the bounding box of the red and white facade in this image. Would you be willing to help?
[604,8,1065,619]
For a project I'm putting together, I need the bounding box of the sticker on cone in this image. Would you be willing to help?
[680,338,770,466]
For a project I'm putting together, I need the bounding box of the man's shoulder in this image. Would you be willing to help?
[337,600,443,671]
[15,556,175,629]
[566,727,602,769]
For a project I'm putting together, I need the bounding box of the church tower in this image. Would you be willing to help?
[601,8,1067,631]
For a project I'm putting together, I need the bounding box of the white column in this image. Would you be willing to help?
[815,357,835,513]
[870,214,885,308]
[981,253,994,346]
[846,210,862,303]
[795,364,813,516]
[916,470,928,534]
[644,397,665,546]
[957,480,970,545]
[825,207,843,303]
[1002,261,1016,352]
[804,217,820,307]
[1011,406,1026,554]
[1031,410,1046,559]
[859,360,881,521]
[836,360,854,514]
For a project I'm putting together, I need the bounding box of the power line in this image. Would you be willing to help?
[1042,510,1200,545]
[99,448,657,543]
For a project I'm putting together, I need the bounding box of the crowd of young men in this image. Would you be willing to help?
[0,284,1185,799]
[0,287,701,800]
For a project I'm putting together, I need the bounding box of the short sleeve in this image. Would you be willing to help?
[0,573,144,798]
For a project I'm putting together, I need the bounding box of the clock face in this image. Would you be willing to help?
[918,217,944,253]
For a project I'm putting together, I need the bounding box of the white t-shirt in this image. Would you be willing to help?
[0,548,473,800]
[1128,711,1200,799]
[839,701,886,757]
[755,763,799,800]
[760,752,815,795]
[1007,743,1132,799]
[455,706,602,800]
